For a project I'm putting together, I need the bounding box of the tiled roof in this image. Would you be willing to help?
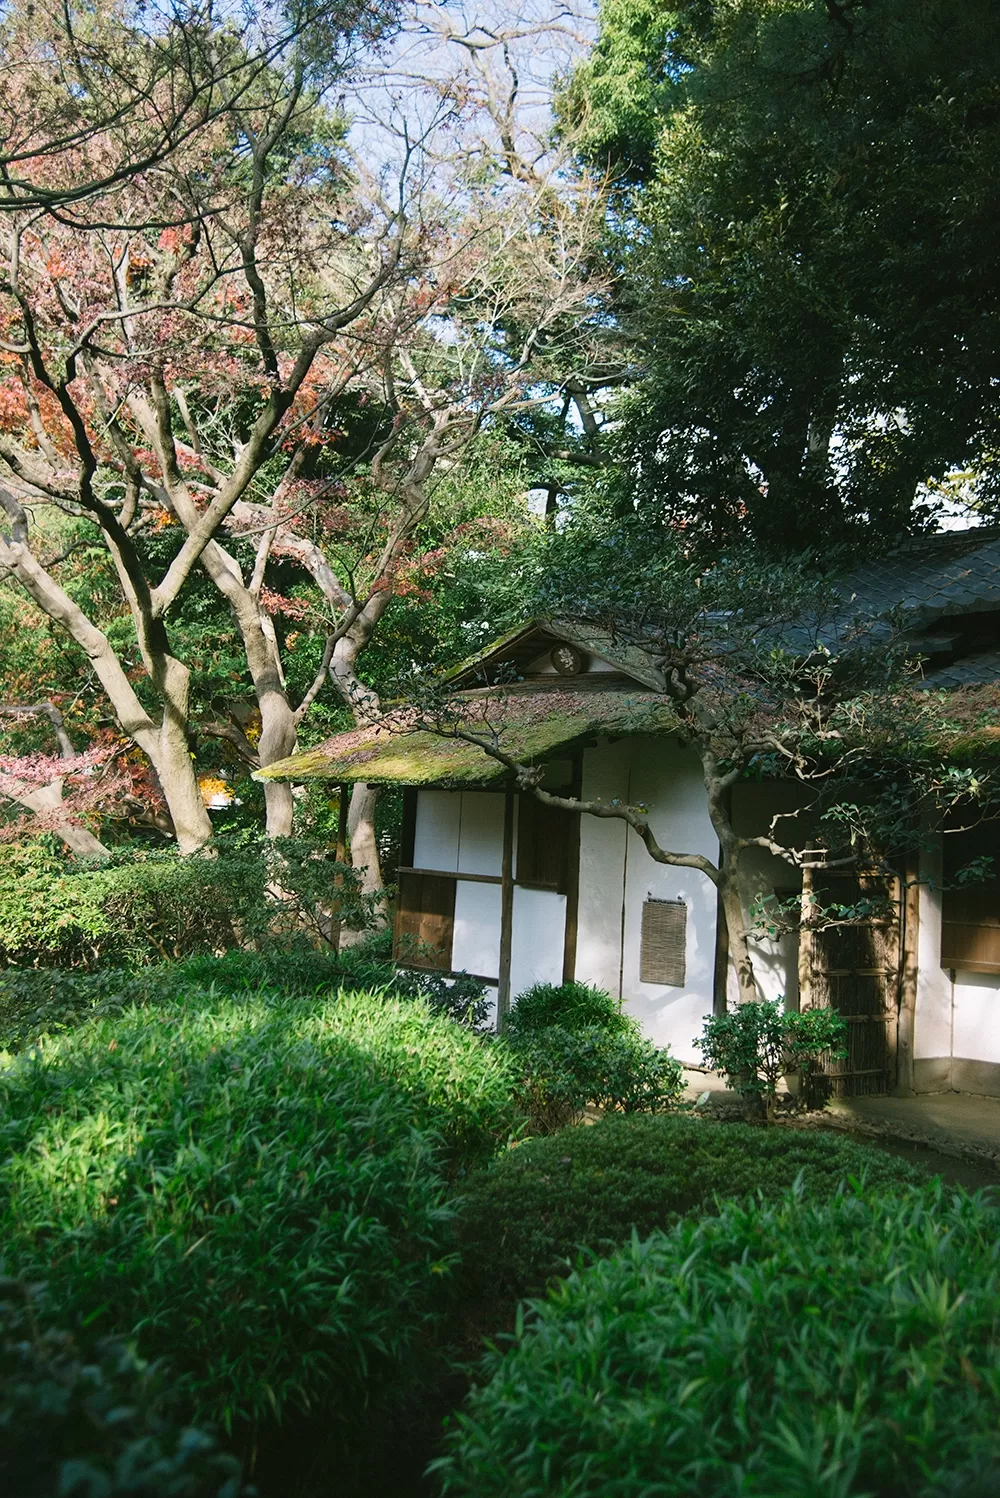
[919,648,1000,690]
[836,527,1000,624]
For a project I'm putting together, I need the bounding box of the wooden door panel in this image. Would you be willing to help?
[394,871,456,970]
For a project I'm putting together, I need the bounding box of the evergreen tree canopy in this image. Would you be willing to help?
[564,0,1000,552]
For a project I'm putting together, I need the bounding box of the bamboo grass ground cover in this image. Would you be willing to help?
[0,986,519,1444]
[439,1180,1000,1498]
[456,1113,927,1310]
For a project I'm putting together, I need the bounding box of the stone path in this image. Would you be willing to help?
[682,1067,1000,1185]
[825,1091,1000,1171]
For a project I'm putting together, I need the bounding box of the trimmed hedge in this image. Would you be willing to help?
[0,1277,246,1497]
[456,1114,926,1308]
[440,1180,1000,1497]
[0,840,373,971]
[0,987,517,1435]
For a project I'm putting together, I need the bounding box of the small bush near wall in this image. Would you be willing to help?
[503,1026,685,1132]
[501,981,683,1132]
[0,988,517,1439]
[506,981,631,1037]
[698,999,848,1122]
[456,1114,925,1311]
[0,1277,246,1498]
[439,1181,1000,1498]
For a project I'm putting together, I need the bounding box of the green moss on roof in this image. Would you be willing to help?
[257,689,680,786]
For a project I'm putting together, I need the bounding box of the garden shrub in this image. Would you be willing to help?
[0,838,372,971]
[506,980,631,1037]
[439,1180,1000,1498]
[0,1276,246,1498]
[456,1113,925,1309]
[0,987,516,1436]
[698,998,848,1120]
[502,1024,684,1133]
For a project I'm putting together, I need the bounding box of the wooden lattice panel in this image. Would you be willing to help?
[640,898,687,986]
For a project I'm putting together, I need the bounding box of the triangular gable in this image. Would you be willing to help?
[445,617,665,692]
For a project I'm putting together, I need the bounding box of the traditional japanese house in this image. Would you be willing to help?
[260,529,1000,1098]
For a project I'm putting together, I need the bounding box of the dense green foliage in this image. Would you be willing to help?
[0,1277,245,1498]
[0,941,491,1055]
[501,982,683,1132]
[503,1025,685,1133]
[456,1113,925,1309]
[698,999,848,1120]
[0,987,517,1436]
[0,840,371,970]
[506,981,633,1037]
[440,1179,1000,1497]
[565,0,1000,550]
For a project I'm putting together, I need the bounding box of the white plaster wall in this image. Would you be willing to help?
[620,738,719,1062]
[952,973,1000,1064]
[509,887,567,997]
[456,792,505,876]
[414,790,461,870]
[452,880,502,979]
[574,742,629,999]
[914,838,953,1061]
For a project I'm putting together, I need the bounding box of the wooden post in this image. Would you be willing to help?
[712,844,730,1016]
[497,784,515,1030]
[562,753,582,984]
[895,856,920,1094]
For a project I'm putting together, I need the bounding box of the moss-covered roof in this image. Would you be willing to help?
[257,687,680,786]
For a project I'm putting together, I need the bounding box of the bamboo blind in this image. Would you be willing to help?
[640,898,687,986]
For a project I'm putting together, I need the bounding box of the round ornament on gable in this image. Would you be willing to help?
[550,643,583,676]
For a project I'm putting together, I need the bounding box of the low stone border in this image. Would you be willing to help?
[794,1104,1000,1173]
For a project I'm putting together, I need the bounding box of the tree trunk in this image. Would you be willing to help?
[348,781,387,921]
[257,690,297,838]
[718,874,760,1006]
[328,601,392,896]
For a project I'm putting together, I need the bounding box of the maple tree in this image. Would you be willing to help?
[0,0,397,215]
[0,19,410,852]
[0,1,608,880]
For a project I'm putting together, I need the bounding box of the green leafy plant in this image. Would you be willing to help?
[0,951,493,1054]
[506,981,631,1037]
[438,1181,1000,1497]
[455,1113,926,1315]
[502,1025,683,1134]
[0,1276,246,1498]
[697,999,847,1122]
[0,986,517,1439]
[0,838,375,971]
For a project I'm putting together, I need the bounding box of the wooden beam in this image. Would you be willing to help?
[712,841,729,1015]
[562,752,583,984]
[400,787,417,869]
[497,785,515,1030]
